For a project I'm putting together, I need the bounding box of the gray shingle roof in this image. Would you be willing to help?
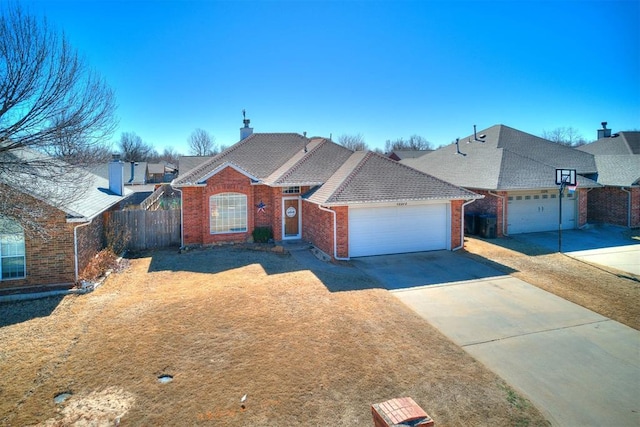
[173,133,309,186]
[592,155,640,186]
[267,138,354,186]
[306,151,480,205]
[1,148,131,221]
[403,124,599,190]
[177,156,214,177]
[577,131,640,155]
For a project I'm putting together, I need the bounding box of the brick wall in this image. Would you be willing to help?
[588,187,640,227]
[450,200,464,248]
[577,188,588,227]
[0,186,76,289]
[301,201,334,256]
[181,186,204,245]
[334,206,349,258]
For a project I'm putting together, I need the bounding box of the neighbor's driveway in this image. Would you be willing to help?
[353,251,640,427]
[513,225,640,276]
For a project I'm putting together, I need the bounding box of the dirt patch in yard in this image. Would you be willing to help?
[461,236,640,330]
[0,246,548,426]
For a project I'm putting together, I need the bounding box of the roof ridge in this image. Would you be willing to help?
[381,151,478,196]
[330,151,370,201]
[275,138,329,182]
[278,139,353,183]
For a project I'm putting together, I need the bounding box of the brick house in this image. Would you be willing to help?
[402,124,601,237]
[172,121,481,259]
[577,129,640,228]
[0,150,131,292]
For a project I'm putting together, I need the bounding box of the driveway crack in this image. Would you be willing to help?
[461,319,612,347]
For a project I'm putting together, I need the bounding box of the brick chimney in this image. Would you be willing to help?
[240,109,253,140]
[108,154,124,196]
[597,121,611,139]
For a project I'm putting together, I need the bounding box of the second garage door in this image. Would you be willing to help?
[348,203,449,257]
[507,191,576,234]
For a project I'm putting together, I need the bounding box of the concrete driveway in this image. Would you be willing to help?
[353,251,640,427]
[513,224,640,276]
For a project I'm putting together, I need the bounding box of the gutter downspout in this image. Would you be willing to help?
[488,190,507,236]
[453,199,477,251]
[318,205,350,261]
[621,187,632,228]
[73,218,94,283]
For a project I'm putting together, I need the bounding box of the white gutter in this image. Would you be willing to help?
[453,199,477,251]
[621,187,632,228]
[488,190,508,236]
[318,204,350,261]
[73,218,94,283]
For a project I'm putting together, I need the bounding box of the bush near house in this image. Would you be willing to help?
[252,226,273,243]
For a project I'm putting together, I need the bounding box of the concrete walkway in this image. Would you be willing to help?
[392,275,640,426]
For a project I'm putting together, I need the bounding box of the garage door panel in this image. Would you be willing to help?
[508,192,576,234]
[349,204,448,257]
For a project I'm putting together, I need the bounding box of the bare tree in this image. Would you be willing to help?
[0,3,117,235]
[542,127,589,147]
[188,128,217,156]
[338,133,368,151]
[159,146,181,165]
[118,132,156,162]
[384,135,433,152]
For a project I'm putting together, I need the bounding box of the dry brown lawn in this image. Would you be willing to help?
[0,246,548,426]
[461,235,640,330]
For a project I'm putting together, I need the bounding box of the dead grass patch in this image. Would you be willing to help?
[0,247,548,426]
[462,236,640,330]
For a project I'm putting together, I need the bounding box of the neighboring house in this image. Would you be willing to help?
[387,150,432,161]
[172,121,481,259]
[402,124,600,236]
[147,162,178,183]
[577,129,640,227]
[92,161,148,186]
[0,151,131,291]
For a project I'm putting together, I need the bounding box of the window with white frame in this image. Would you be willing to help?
[282,186,300,194]
[0,217,26,280]
[210,192,247,233]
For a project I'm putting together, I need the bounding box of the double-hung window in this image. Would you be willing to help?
[0,217,26,280]
[210,192,247,233]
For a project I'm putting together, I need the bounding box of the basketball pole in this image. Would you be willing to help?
[558,176,570,253]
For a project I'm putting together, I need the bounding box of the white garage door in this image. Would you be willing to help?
[507,191,576,234]
[349,203,449,257]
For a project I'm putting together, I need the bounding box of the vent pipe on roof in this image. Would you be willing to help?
[240,109,253,140]
[455,138,466,156]
[597,121,611,139]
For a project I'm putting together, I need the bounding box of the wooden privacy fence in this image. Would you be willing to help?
[106,209,181,251]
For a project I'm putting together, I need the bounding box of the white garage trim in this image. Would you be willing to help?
[348,202,450,257]
[507,190,577,234]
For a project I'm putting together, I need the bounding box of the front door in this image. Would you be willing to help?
[283,198,300,238]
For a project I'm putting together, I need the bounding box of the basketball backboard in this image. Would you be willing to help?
[555,169,576,186]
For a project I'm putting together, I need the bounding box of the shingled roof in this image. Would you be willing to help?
[0,148,131,221]
[577,131,640,155]
[173,133,309,186]
[403,124,599,190]
[305,151,481,205]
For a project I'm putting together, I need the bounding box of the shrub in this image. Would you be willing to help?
[80,248,118,282]
[252,226,273,243]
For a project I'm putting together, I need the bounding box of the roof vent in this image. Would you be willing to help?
[455,138,466,156]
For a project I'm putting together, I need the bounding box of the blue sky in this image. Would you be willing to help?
[26,0,640,153]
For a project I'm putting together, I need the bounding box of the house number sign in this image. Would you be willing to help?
[286,206,297,217]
